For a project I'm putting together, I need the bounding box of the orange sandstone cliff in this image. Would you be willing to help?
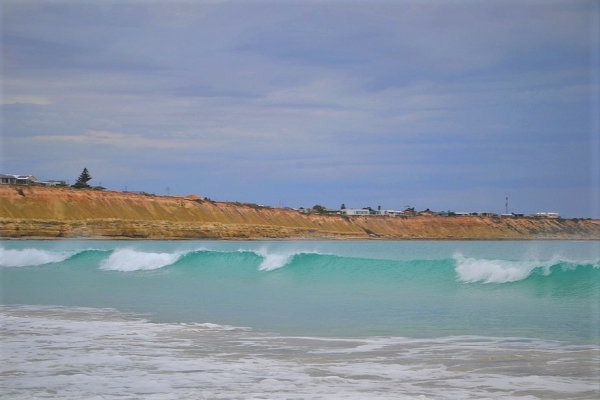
[1,185,599,240]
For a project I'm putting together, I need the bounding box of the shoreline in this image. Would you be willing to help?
[2,235,599,241]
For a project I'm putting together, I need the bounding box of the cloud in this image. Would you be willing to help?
[22,129,235,151]
[1,95,52,105]
[1,0,597,217]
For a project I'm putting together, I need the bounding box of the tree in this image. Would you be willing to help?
[340,203,346,210]
[312,204,327,214]
[73,168,92,189]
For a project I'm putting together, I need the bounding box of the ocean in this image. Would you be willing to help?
[1,240,599,399]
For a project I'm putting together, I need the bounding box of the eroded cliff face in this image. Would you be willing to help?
[1,185,599,240]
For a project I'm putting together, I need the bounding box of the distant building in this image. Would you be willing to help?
[376,210,401,216]
[0,174,37,185]
[342,208,370,216]
[534,212,560,219]
[474,212,498,217]
[341,208,406,216]
[37,180,67,187]
[402,208,417,216]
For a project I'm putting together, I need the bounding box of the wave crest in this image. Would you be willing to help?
[255,250,296,271]
[0,247,76,267]
[454,254,547,284]
[100,249,184,271]
[252,249,328,271]
[454,253,600,284]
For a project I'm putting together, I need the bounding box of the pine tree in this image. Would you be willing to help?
[73,168,92,188]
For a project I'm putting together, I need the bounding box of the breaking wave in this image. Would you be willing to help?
[0,247,78,267]
[100,248,186,271]
[97,247,327,272]
[3,245,598,285]
[0,245,329,272]
[454,253,600,284]
[251,248,325,271]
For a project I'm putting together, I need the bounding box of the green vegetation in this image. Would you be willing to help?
[229,201,264,209]
[73,168,92,189]
[312,204,327,214]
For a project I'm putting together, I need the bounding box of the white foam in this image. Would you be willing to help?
[190,322,251,331]
[455,252,600,284]
[100,248,183,271]
[0,247,76,267]
[454,253,548,283]
[256,250,296,271]
[252,248,324,271]
[2,305,597,400]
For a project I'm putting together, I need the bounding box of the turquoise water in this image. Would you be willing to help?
[1,240,599,398]
[2,240,599,341]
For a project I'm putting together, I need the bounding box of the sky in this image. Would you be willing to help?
[1,0,599,218]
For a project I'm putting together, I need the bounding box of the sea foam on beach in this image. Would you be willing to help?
[2,305,598,400]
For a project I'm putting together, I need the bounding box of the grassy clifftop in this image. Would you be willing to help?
[1,185,599,240]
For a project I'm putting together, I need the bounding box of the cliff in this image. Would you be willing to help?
[1,185,599,240]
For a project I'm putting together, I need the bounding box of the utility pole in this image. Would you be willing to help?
[505,197,509,214]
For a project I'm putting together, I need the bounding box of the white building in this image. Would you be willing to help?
[474,212,498,217]
[534,212,560,219]
[375,210,402,216]
[341,208,370,216]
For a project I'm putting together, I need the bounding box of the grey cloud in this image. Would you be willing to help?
[2,0,597,217]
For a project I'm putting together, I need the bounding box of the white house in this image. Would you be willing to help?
[342,208,370,216]
[375,210,401,216]
[0,174,37,185]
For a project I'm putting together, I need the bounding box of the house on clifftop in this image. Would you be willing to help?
[0,174,37,185]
